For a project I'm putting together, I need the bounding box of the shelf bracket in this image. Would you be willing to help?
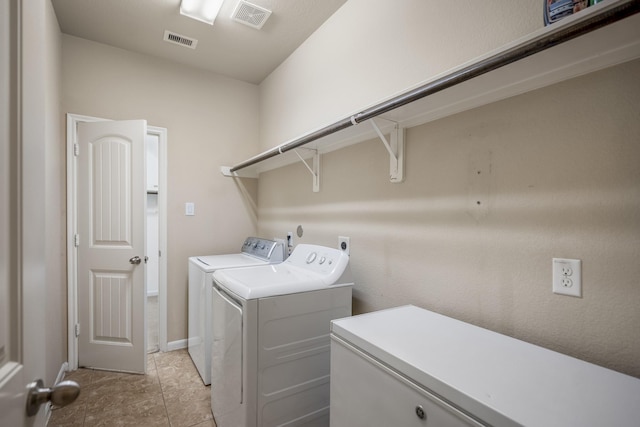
[293,148,320,192]
[220,166,258,178]
[369,118,404,183]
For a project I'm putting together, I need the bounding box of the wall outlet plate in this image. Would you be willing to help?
[552,258,581,297]
[338,236,350,256]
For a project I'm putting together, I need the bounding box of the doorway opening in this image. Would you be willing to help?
[66,114,168,370]
[146,130,161,354]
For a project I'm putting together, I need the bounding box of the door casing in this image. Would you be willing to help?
[66,113,168,370]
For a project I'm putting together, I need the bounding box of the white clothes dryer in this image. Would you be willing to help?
[210,244,353,427]
[188,237,285,385]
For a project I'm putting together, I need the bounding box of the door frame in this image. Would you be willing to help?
[66,113,169,370]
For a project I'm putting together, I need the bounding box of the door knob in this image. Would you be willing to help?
[129,256,142,265]
[26,379,80,416]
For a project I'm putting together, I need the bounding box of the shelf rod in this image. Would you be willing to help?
[229,0,640,173]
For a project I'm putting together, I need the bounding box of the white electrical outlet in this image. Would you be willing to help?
[552,258,581,297]
[338,236,350,256]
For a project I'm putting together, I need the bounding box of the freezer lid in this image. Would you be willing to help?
[331,305,640,427]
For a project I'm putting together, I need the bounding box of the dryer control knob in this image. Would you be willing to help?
[319,257,326,265]
[306,252,317,264]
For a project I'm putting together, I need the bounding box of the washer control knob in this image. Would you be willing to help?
[306,252,317,264]
[319,256,326,265]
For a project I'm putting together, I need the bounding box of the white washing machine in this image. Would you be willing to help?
[188,237,285,385]
[330,305,640,426]
[210,244,353,427]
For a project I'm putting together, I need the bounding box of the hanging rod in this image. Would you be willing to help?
[229,0,640,174]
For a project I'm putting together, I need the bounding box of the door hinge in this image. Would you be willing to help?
[74,234,80,247]
[73,143,79,156]
[75,323,80,337]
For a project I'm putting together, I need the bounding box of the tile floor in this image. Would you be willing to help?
[48,349,215,427]
[147,295,159,354]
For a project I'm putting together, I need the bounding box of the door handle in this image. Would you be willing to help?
[26,379,80,416]
[129,256,142,265]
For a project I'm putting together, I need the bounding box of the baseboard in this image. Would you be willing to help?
[56,361,70,383]
[166,339,187,351]
[46,361,70,423]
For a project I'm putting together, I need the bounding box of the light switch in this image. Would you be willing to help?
[185,202,195,216]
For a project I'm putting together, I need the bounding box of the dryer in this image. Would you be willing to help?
[210,244,353,427]
[188,237,285,385]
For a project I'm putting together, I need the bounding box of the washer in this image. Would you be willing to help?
[188,237,285,385]
[210,244,353,427]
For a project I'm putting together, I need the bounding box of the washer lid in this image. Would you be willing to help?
[189,253,269,272]
[213,263,327,299]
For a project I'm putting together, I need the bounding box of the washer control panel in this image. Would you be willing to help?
[241,237,284,262]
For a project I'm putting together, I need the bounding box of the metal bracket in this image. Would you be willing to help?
[220,166,258,178]
[369,118,404,183]
[293,148,320,192]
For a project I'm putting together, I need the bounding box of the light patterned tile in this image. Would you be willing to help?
[164,386,213,427]
[155,352,204,392]
[153,349,190,368]
[48,400,86,427]
[191,419,217,427]
[83,394,169,426]
[90,369,129,385]
[84,374,163,417]
[156,364,204,392]
[69,350,214,427]
[64,368,93,388]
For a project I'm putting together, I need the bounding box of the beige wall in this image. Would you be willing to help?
[259,0,541,150]
[258,60,640,378]
[61,35,260,342]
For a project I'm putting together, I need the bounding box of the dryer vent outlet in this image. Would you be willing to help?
[339,236,350,256]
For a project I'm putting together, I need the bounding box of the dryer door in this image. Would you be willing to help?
[211,285,243,418]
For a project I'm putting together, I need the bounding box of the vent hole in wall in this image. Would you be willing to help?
[163,30,198,49]
[231,1,272,30]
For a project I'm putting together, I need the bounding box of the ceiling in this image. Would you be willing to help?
[51,0,347,84]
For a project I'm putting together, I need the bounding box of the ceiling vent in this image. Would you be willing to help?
[231,1,272,30]
[163,30,198,49]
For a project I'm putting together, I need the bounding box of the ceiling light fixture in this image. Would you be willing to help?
[180,0,225,25]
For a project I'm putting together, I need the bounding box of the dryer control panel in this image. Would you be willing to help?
[286,244,351,285]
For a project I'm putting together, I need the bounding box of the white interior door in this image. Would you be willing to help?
[0,0,47,423]
[76,120,147,373]
[0,2,27,423]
